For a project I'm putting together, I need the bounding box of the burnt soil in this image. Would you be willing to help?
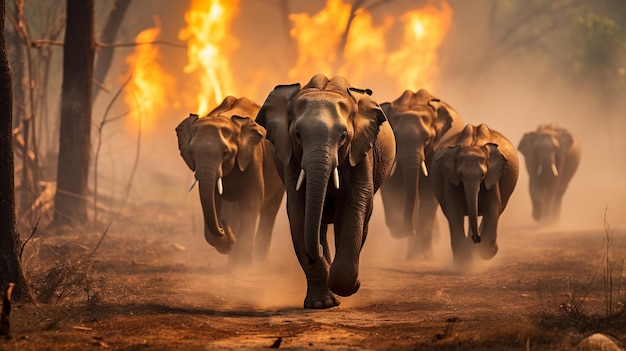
[3,200,626,351]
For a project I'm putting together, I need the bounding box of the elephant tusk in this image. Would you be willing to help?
[217,177,223,195]
[551,164,559,177]
[333,167,340,189]
[296,169,305,191]
[389,161,397,176]
[421,160,429,177]
[187,178,197,192]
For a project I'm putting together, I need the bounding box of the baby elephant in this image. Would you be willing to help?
[518,123,581,224]
[175,96,285,268]
[430,124,519,266]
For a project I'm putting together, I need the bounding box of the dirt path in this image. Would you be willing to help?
[4,203,626,350]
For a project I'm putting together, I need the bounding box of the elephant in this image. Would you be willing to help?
[175,96,285,268]
[517,123,581,224]
[256,74,396,309]
[430,124,519,266]
[379,89,464,260]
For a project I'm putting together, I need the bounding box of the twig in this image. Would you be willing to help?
[117,90,144,213]
[19,217,40,262]
[86,222,112,258]
[93,73,133,222]
[30,39,187,49]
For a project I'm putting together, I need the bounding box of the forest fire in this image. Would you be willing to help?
[387,2,453,92]
[178,0,239,116]
[123,17,175,131]
[123,0,452,128]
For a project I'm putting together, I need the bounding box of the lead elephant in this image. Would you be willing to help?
[379,89,464,260]
[430,124,519,266]
[175,96,285,268]
[517,123,581,224]
[256,74,396,309]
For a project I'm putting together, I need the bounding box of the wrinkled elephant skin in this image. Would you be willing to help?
[431,124,519,268]
[518,124,581,225]
[380,89,464,260]
[175,96,285,268]
[257,74,396,309]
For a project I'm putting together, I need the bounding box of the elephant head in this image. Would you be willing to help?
[517,123,579,223]
[380,89,463,237]
[436,125,509,248]
[256,74,388,261]
[175,96,264,254]
[518,124,573,179]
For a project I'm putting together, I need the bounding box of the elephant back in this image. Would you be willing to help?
[208,96,261,120]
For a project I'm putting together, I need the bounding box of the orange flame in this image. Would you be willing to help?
[124,17,175,131]
[288,0,351,80]
[178,0,239,116]
[288,0,452,94]
[386,1,453,92]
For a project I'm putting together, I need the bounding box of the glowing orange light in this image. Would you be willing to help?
[288,0,452,94]
[387,1,453,92]
[178,0,239,116]
[124,17,175,131]
[288,0,351,80]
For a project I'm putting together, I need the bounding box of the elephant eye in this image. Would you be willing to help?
[294,129,301,141]
[339,130,348,144]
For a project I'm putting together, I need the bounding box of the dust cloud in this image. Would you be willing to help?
[87,0,626,310]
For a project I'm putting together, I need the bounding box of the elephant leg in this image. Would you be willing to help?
[227,203,257,269]
[320,225,332,265]
[407,183,437,260]
[287,195,338,309]
[441,187,472,268]
[253,189,285,263]
[475,190,500,260]
[328,194,372,297]
[380,181,407,238]
[529,179,543,221]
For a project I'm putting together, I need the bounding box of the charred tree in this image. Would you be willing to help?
[93,0,131,100]
[0,0,31,301]
[51,0,95,226]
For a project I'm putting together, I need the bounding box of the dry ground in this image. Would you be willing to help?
[2,198,626,351]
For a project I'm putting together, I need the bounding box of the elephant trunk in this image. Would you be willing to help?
[464,178,481,244]
[303,158,332,261]
[197,170,236,254]
[400,152,423,236]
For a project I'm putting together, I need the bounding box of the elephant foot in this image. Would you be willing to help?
[328,266,360,297]
[328,276,360,297]
[406,236,434,261]
[388,227,412,239]
[476,241,498,260]
[304,289,341,309]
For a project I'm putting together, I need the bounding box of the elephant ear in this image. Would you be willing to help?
[256,83,301,165]
[517,132,535,157]
[347,87,388,167]
[232,115,265,171]
[430,100,461,144]
[485,143,507,190]
[175,113,199,171]
[380,102,399,128]
[557,131,574,151]
[436,145,460,186]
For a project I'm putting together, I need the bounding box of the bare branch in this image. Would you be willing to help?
[19,217,40,262]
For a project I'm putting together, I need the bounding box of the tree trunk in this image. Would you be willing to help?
[0,0,31,301]
[92,0,131,100]
[52,0,95,226]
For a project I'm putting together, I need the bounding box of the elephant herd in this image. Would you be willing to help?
[175,73,581,309]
